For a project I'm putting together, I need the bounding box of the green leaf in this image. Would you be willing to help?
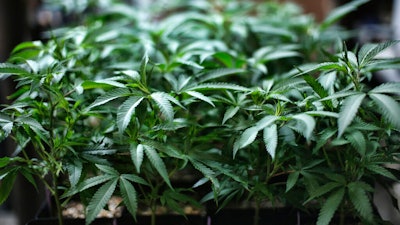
[87,88,130,110]
[222,106,240,124]
[130,144,144,173]
[119,177,138,220]
[198,68,246,83]
[260,50,301,62]
[11,41,41,55]
[348,182,374,222]
[88,77,125,88]
[304,74,329,98]
[295,62,346,77]
[0,170,17,205]
[96,164,119,176]
[117,96,144,133]
[120,70,140,81]
[305,182,343,204]
[16,117,47,134]
[187,82,248,92]
[366,164,397,180]
[0,157,11,168]
[263,124,278,159]
[286,171,300,192]
[0,63,29,78]
[358,40,400,68]
[317,188,345,225]
[66,160,83,186]
[321,0,369,30]
[186,91,215,107]
[338,93,366,137]
[190,159,219,191]
[20,167,37,190]
[369,93,400,129]
[345,130,366,156]
[292,113,316,141]
[143,145,172,188]
[305,111,339,118]
[151,92,174,121]
[86,179,118,225]
[319,90,360,102]
[140,53,149,85]
[233,126,258,157]
[369,82,400,95]
[255,115,279,130]
[62,174,115,198]
[120,174,148,186]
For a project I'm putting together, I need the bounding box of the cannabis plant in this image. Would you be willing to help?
[1,1,399,225]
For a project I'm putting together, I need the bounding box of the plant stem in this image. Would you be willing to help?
[47,171,64,225]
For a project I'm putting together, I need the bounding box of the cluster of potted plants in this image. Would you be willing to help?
[1,0,400,225]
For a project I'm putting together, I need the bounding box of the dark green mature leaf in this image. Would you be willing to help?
[20,167,37,190]
[0,169,17,205]
[62,174,116,197]
[87,88,131,110]
[345,130,366,156]
[369,93,400,129]
[358,40,400,68]
[66,160,83,186]
[119,177,138,220]
[304,75,329,99]
[189,159,219,191]
[121,174,148,186]
[317,188,345,225]
[117,96,144,133]
[338,93,366,137]
[86,179,118,225]
[263,124,278,159]
[321,0,369,30]
[143,145,172,188]
[96,164,119,176]
[305,181,343,204]
[366,164,397,180]
[304,74,333,109]
[348,182,374,222]
[286,171,300,192]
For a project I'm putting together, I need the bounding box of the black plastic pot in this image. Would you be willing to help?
[26,201,207,225]
[207,207,315,225]
[27,215,206,225]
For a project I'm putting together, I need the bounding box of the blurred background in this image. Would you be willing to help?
[0,0,398,225]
